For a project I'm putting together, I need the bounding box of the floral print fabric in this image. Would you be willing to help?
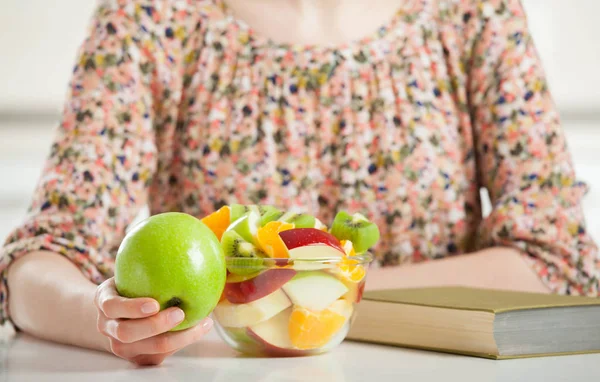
[1,0,598,324]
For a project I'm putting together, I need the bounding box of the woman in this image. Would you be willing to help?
[2,0,598,365]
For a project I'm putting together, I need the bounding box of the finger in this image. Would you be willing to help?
[97,313,108,336]
[96,278,160,319]
[131,352,175,366]
[109,338,172,364]
[105,307,185,343]
[120,317,213,357]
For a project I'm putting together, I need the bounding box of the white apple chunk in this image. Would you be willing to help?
[327,298,353,320]
[282,272,348,311]
[279,228,345,270]
[248,308,294,350]
[213,289,291,327]
[288,245,345,270]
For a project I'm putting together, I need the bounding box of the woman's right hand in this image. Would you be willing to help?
[94,278,213,366]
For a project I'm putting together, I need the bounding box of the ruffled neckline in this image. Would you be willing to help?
[213,0,425,62]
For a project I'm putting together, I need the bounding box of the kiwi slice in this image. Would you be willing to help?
[229,204,247,223]
[258,205,284,226]
[221,230,266,275]
[278,211,316,228]
[330,211,380,254]
[226,210,261,245]
[230,204,261,223]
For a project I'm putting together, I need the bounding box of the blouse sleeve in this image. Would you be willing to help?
[0,0,197,325]
[467,0,599,295]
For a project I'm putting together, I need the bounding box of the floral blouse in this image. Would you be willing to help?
[1,0,598,324]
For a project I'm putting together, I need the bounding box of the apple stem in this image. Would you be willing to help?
[165,297,182,308]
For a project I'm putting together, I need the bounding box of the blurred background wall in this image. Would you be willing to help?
[0,0,599,241]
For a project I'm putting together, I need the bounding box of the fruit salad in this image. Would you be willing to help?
[201,204,378,356]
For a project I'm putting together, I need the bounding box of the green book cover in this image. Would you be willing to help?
[363,286,600,313]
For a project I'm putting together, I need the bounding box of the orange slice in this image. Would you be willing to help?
[256,221,294,258]
[336,240,365,283]
[201,206,230,241]
[337,257,366,283]
[288,300,351,350]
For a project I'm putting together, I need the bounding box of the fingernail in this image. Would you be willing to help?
[169,308,185,324]
[141,302,159,314]
[202,317,214,331]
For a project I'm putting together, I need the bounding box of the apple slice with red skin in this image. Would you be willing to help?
[279,228,344,253]
[227,271,262,284]
[224,269,297,304]
[356,280,366,302]
[279,228,345,270]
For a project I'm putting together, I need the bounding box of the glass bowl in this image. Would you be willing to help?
[212,253,372,357]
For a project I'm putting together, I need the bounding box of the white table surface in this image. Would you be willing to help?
[2,330,600,382]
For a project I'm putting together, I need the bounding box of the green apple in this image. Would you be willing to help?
[115,212,226,331]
